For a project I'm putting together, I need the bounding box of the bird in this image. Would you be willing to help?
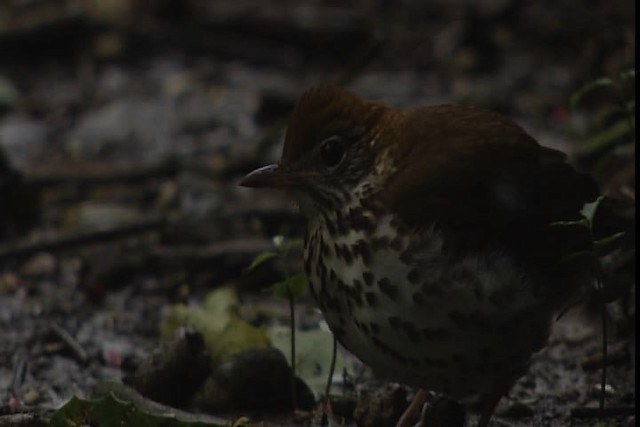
[240,84,599,426]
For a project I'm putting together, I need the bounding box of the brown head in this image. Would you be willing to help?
[240,84,389,217]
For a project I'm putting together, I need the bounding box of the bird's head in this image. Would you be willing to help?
[241,85,390,218]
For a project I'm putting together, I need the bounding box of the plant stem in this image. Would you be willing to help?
[288,285,297,410]
[321,335,338,426]
[600,298,607,415]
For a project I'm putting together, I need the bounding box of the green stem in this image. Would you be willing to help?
[321,335,338,426]
[280,242,298,410]
[288,285,297,410]
[600,298,607,415]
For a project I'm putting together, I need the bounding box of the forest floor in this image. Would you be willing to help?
[0,1,634,426]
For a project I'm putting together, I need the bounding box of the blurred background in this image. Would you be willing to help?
[0,1,635,426]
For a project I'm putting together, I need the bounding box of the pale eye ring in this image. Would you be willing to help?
[320,136,345,167]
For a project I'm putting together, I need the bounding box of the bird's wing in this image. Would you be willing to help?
[382,105,598,257]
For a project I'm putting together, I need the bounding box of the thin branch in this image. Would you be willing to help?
[0,219,164,263]
[50,322,89,365]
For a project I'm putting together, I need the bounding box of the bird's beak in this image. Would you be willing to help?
[240,164,314,188]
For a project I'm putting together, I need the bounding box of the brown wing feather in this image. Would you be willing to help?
[382,105,598,259]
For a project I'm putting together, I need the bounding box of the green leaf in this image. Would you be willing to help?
[578,119,634,157]
[596,104,626,128]
[619,68,635,81]
[571,77,615,109]
[624,98,636,115]
[270,235,304,254]
[593,231,626,253]
[612,141,635,156]
[247,251,278,271]
[557,250,598,266]
[284,238,304,251]
[163,287,271,366]
[0,75,19,108]
[267,326,350,398]
[616,69,635,89]
[272,273,309,299]
[50,392,226,427]
[549,218,591,229]
[272,235,285,248]
[580,195,605,224]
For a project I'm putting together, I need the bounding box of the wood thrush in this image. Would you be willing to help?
[241,84,599,426]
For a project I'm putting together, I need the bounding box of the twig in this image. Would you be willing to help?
[149,238,274,263]
[50,322,89,365]
[582,341,629,371]
[0,219,164,263]
[24,160,179,186]
[571,406,635,419]
[10,356,27,395]
[287,286,297,410]
[600,300,607,414]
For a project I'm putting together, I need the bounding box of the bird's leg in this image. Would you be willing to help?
[396,388,428,427]
[475,381,510,427]
[475,399,499,427]
[421,395,466,426]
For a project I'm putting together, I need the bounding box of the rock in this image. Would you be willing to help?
[66,99,174,161]
[0,114,46,169]
[191,347,315,412]
[0,75,20,110]
[124,328,211,408]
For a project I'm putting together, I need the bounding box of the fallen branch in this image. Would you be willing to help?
[50,322,89,365]
[571,405,636,419]
[149,238,274,263]
[0,219,164,263]
[24,160,179,187]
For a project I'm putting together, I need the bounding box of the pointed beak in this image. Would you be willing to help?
[240,164,315,188]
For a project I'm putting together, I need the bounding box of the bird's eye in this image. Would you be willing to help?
[320,136,345,167]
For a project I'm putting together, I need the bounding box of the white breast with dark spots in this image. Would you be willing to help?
[304,207,552,399]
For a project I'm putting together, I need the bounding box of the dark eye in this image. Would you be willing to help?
[320,136,345,167]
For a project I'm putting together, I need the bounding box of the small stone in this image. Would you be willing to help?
[0,273,20,293]
[587,383,617,398]
[123,328,210,408]
[61,202,142,232]
[561,321,594,345]
[23,389,40,405]
[191,347,315,412]
[21,254,57,278]
[0,75,19,109]
[0,114,46,168]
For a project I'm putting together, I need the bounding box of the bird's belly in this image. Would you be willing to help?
[305,219,552,399]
